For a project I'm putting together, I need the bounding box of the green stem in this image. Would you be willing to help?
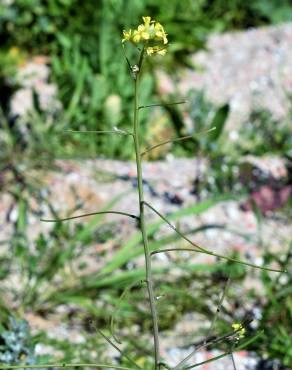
[65,129,132,136]
[141,127,216,156]
[183,330,263,369]
[133,73,160,369]
[41,210,138,222]
[0,364,134,370]
[97,329,142,369]
[173,277,231,369]
[146,201,285,273]
[138,100,186,110]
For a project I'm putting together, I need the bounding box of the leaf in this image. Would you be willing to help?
[208,104,229,142]
[56,32,72,49]
[17,197,27,234]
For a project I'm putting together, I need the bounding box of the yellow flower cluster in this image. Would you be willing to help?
[122,16,168,56]
[232,323,246,340]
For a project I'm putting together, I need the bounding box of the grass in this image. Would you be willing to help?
[0,4,291,369]
[0,171,290,367]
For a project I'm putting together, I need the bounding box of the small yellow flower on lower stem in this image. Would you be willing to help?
[232,323,246,340]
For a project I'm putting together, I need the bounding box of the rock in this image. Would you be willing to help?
[9,56,61,117]
[157,23,292,130]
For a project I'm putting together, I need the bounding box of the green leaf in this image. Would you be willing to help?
[208,104,229,142]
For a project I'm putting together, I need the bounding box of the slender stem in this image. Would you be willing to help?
[206,277,230,337]
[183,330,263,369]
[138,101,186,110]
[0,365,134,370]
[173,277,231,369]
[133,72,160,369]
[97,329,142,369]
[141,127,216,156]
[151,247,283,273]
[145,202,285,273]
[110,279,144,344]
[41,210,138,222]
[65,129,132,136]
[174,327,245,370]
[230,349,237,370]
[121,44,132,75]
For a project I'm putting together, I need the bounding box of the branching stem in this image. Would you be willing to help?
[145,201,284,272]
[132,65,160,369]
[174,328,245,370]
[97,329,142,369]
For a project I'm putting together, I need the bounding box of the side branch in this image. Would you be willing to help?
[144,201,284,273]
[141,127,216,156]
[0,364,134,370]
[174,327,248,370]
[138,100,186,110]
[110,280,144,344]
[65,129,132,136]
[184,330,263,369]
[41,211,138,222]
[97,329,142,369]
[173,277,230,369]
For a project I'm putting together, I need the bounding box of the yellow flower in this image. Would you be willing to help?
[19,353,27,361]
[9,46,20,56]
[146,46,167,56]
[156,31,168,44]
[142,16,152,26]
[154,22,168,44]
[137,25,150,40]
[146,47,154,55]
[121,16,168,56]
[142,32,150,40]
[157,48,167,56]
[232,323,246,340]
[132,30,141,43]
[122,29,132,43]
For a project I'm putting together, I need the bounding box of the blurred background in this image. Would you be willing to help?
[0,1,291,369]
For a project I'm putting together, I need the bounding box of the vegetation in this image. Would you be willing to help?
[0,1,291,369]
[1,0,292,158]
